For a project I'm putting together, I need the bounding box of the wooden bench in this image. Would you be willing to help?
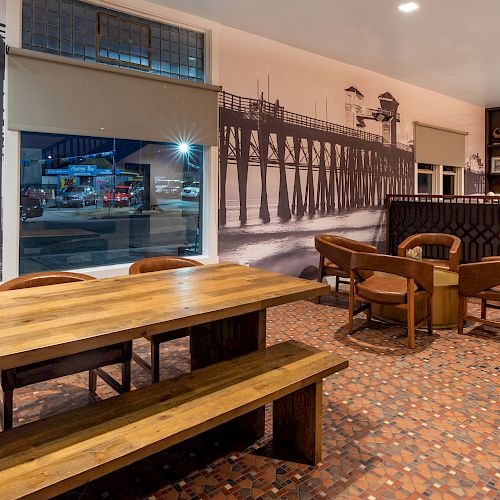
[0,340,348,500]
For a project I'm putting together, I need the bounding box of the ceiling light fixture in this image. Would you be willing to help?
[398,2,419,13]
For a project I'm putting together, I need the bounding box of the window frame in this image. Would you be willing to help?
[416,163,436,195]
[3,0,220,281]
[414,163,464,196]
[442,166,458,196]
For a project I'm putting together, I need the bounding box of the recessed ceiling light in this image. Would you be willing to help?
[398,2,419,13]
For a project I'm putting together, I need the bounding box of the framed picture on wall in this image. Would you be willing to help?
[492,156,500,174]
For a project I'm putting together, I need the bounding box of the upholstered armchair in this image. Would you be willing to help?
[129,256,202,382]
[349,253,434,348]
[397,233,462,272]
[458,260,500,333]
[315,235,378,299]
[0,272,132,430]
[481,255,500,262]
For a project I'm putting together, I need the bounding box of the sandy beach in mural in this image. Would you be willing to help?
[219,200,385,276]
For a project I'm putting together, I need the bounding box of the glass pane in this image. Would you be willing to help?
[443,175,455,195]
[22,0,205,82]
[417,172,432,194]
[417,163,434,171]
[20,132,203,274]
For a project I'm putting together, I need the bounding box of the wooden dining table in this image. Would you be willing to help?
[0,262,328,439]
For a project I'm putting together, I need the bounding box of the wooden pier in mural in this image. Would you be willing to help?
[219,91,414,225]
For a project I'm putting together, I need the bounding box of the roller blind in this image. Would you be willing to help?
[414,121,467,167]
[7,47,220,146]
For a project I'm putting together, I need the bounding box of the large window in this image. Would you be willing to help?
[22,0,205,82]
[20,132,202,274]
[416,163,463,195]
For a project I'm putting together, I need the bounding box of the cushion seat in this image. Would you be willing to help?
[422,258,450,270]
[324,261,349,278]
[356,275,429,304]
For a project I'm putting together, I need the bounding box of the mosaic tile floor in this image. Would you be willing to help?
[8,295,500,499]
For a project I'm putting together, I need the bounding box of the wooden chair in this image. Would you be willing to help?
[349,253,434,349]
[314,235,378,300]
[0,272,131,430]
[457,259,500,334]
[481,255,500,262]
[129,256,202,383]
[397,232,462,272]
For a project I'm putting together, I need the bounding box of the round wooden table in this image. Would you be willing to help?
[371,267,459,329]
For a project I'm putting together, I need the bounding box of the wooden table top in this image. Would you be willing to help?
[0,263,329,370]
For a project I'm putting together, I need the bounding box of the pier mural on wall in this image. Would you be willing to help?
[218,85,485,277]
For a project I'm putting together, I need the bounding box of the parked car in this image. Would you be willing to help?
[181,182,200,201]
[56,186,97,208]
[162,180,183,198]
[103,185,136,207]
[21,186,48,206]
[20,194,44,221]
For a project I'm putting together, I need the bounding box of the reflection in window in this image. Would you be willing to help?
[20,132,203,274]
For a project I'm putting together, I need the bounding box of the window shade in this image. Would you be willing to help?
[7,47,220,146]
[414,121,467,167]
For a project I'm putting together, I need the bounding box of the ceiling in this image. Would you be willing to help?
[150,0,500,108]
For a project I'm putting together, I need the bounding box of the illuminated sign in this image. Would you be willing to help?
[45,167,120,176]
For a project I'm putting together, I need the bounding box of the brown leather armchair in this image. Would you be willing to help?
[458,260,500,334]
[349,253,434,349]
[481,255,500,262]
[315,235,378,299]
[129,256,202,383]
[0,272,132,430]
[397,233,462,272]
[129,256,202,274]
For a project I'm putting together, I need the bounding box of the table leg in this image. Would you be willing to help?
[190,309,266,439]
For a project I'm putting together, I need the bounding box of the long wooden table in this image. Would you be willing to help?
[0,263,328,439]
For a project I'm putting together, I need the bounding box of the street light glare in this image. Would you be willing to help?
[178,142,190,154]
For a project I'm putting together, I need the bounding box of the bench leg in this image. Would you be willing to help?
[191,310,266,440]
[1,389,13,430]
[273,381,322,465]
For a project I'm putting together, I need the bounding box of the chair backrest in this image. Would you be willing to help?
[458,261,500,297]
[398,232,461,254]
[0,271,95,290]
[129,256,202,275]
[481,255,500,262]
[351,253,434,293]
[315,235,377,274]
[397,232,462,271]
